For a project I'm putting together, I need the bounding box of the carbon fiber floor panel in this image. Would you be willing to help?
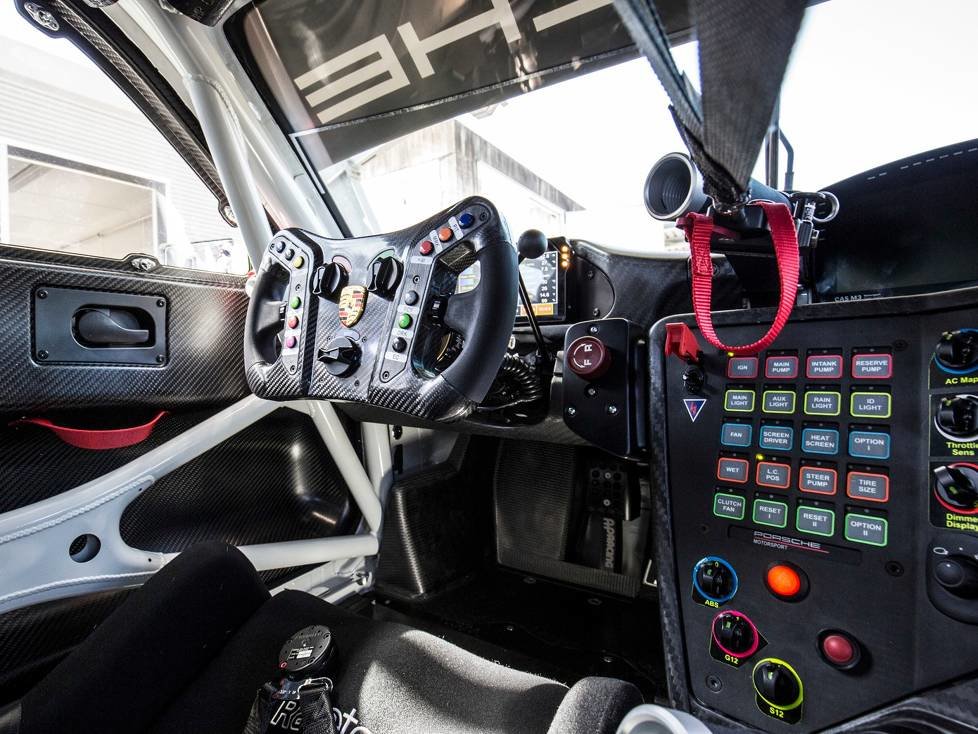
[121,408,359,551]
[0,408,219,513]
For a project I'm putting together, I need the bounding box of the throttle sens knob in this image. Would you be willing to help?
[692,556,738,604]
[567,336,611,379]
[752,659,803,713]
[318,336,361,377]
[935,395,978,441]
[934,464,978,513]
[936,330,978,372]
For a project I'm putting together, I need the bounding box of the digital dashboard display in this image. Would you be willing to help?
[455,250,564,320]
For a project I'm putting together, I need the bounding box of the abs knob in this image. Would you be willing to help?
[752,659,803,711]
[935,556,978,599]
[934,464,978,513]
[567,335,611,379]
[936,330,978,372]
[692,557,738,603]
[318,336,361,377]
[935,395,978,440]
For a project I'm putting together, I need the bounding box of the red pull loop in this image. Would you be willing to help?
[10,411,168,450]
[685,201,799,356]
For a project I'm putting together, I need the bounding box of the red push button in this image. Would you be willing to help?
[419,240,434,255]
[284,335,297,349]
[819,631,861,669]
[765,563,807,600]
[567,336,611,379]
[438,226,453,242]
[287,315,299,329]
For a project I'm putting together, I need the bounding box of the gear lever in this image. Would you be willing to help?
[516,229,550,357]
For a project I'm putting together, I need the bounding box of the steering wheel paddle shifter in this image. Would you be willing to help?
[244,197,519,421]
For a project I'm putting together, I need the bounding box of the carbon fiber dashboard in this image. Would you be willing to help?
[0,245,249,413]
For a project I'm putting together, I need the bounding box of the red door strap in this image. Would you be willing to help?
[684,201,799,356]
[10,411,168,450]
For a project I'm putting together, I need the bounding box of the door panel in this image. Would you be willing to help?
[0,244,249,412]
[0,246,364,702]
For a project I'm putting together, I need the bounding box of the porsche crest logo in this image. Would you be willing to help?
[338,285,367,327]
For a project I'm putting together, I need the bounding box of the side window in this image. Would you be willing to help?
[0,8,249,274]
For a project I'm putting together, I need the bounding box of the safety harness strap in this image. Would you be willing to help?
[684,201,799,355]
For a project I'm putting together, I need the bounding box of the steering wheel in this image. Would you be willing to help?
[243,197,519,421]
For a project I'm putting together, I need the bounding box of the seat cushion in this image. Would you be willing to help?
[151,589,572,734]
[18,542,641,734]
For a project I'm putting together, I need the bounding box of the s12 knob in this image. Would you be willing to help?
[936,330,978,372]
[752,659,803,712]
[935,395,978,441]
[934,464,978,513]
[692,556,738,604]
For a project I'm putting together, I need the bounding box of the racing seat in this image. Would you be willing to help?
[0,543,641,733]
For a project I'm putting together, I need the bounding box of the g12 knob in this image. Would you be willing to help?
[692,556,738,603]
[712,611,759,657]
[935,555,978,599]
[936,330,978,372]
[567,335,611,379]
[935,395,978,441]
[934,464,978,513]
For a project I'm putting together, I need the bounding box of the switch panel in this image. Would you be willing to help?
[653,295,978,732]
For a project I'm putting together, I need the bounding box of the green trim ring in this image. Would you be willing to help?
[752,657,804,711]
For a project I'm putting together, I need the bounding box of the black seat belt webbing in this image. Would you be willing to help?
[613,0,806,206]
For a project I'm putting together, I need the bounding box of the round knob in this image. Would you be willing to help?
[712,611,758,657]
[936,330,978,372]
[692,557,738,603]
[567,336,611,380]
[318,336,361,377]
[517,229,548,261]
[935,556,978,599]
[935,395,978,440]
[934,464,978,513]
[368,257,404,296]
[752,659,803,711]
[316,262,348,299]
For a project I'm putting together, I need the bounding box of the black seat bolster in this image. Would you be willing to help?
[20,542,269,734]
[546,676,644,734]
[0,702,20,734]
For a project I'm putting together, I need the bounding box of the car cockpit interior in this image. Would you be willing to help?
[0,0,977,732]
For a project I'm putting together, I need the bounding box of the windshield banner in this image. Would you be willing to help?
[238,0,636,165]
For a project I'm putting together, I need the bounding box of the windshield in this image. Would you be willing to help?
[234,0,978,254]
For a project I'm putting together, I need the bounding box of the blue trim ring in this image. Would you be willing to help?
[692,556,739,603]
